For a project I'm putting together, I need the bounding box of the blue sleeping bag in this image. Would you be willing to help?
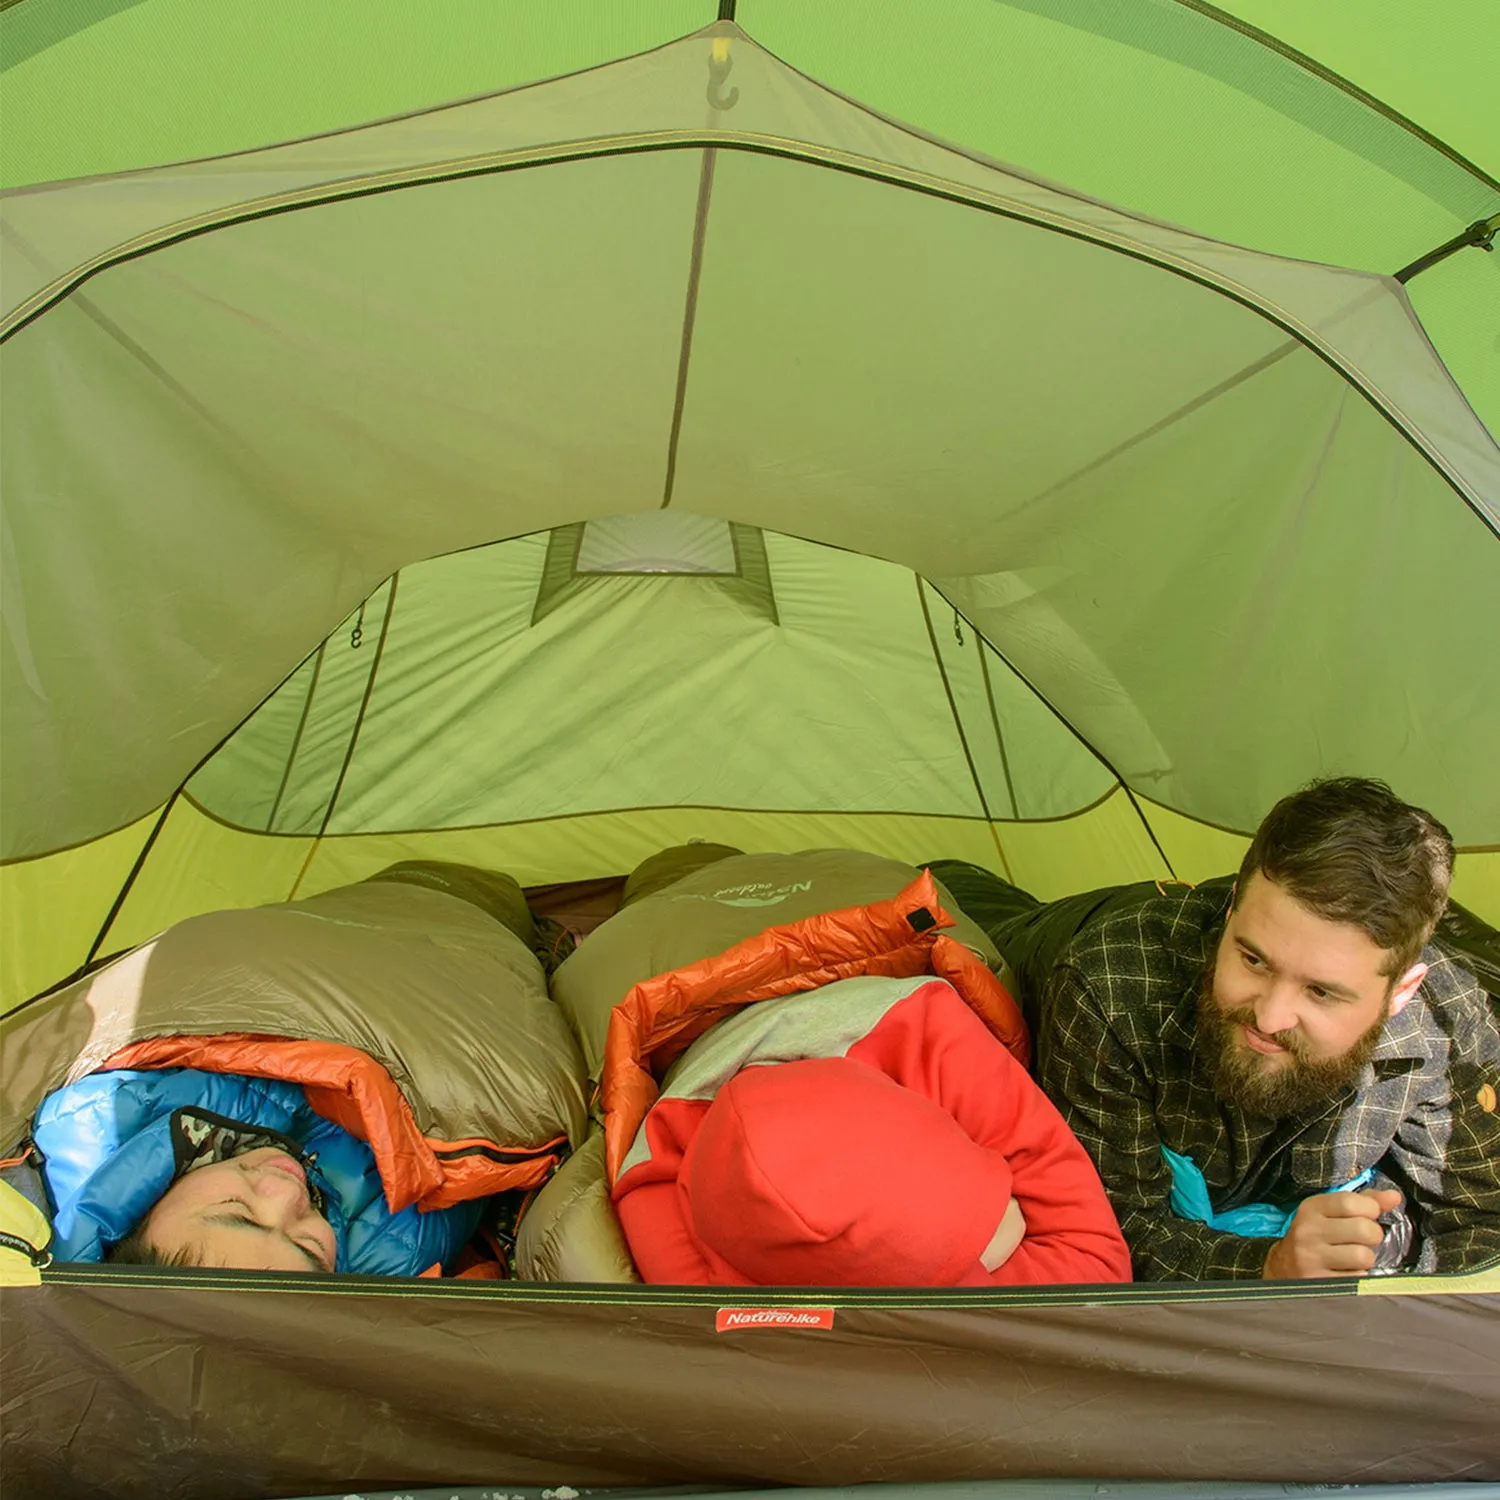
[33,1068,484,1275]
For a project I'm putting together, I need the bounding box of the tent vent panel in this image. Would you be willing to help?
[533,517,777,625]
[577,512,738,574]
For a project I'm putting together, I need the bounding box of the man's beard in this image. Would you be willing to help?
[1195,967,1388,1119]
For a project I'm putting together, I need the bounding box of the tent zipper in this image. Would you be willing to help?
[0,1229,53,1269]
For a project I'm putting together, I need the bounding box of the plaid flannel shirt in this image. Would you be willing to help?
[1037,883,1500,1281]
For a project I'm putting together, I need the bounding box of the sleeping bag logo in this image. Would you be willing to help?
[680,880,814,908]
[715,1307,835,1332]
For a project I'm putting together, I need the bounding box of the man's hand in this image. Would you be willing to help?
[1262,1188,1403,1279]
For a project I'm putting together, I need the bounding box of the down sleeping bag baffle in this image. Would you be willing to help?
[2,864,592,1276]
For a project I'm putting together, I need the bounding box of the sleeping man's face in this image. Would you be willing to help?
[142,1146,337,1272]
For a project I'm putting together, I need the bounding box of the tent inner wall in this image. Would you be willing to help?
[2,527,1137,1011]
[5,27,1499,868]
[12,793,1495,1019]
[4,22,1498,1012]
[8,531,1498,1012]
[6,524,1498,1014]
[185,530,1116,838]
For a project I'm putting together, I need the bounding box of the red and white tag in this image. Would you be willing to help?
[715,1306,835,1333]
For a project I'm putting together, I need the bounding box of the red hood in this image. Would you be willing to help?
[679,1056,1014,1286]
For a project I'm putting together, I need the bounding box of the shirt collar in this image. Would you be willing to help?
[1370,988,1437,1064]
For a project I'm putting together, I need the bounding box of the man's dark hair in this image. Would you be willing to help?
[105,1223,198,1268]
[1237,777,1454,976]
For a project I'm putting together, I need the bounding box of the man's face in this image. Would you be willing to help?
[1198,871,1426,1117]
[142,1147,337,1272]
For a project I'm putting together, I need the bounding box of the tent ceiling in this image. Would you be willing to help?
[2,24,1497,860]
[4,4,1495,433]
[4,3,1488,441]
[2,10,1497,871]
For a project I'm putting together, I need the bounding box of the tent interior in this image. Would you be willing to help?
[3,2,1498,1008]
[2,1,1498,1494]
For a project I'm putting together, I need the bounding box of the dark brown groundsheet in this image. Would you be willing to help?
[1,1272,1495,1500]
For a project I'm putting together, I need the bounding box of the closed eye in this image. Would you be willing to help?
[296,1240,332,1271]
[208,1199,331,1271]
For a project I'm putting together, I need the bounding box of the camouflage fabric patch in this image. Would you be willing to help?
[169,1108,328,1214]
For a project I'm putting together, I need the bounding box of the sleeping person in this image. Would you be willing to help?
[34,1068,480,1275]
[612,972,1132,1287]
[4,863,590,1276]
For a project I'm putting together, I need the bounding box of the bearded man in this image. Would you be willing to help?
[927,778,1500,1281]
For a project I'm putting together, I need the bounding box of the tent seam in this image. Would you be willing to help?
[289,576,401,898]
[1165,0,1500,196]
[5,132,1492,538]
[172,784,1131,841]
[974,637,1020,820]
[660,147,718,510]
[914,578,1015,886]
[264,640,327,833]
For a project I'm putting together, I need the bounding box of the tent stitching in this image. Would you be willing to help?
[914,577,1016,885]
[661,147,719,510]
[975,637,1021,821]
[288,575,402,901]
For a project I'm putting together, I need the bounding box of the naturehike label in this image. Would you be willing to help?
[715,1306,835,1332]
[679,880,814,909]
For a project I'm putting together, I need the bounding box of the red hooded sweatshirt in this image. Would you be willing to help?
[613,975,1130,1286]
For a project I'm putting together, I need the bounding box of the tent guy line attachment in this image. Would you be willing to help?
[1394,213,1500,283]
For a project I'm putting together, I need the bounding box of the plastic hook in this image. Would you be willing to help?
[707,51,739,111]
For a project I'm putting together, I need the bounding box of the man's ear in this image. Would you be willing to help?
[1389,962,1428,1016]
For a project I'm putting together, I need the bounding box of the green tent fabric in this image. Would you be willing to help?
[2,7,1499,1493]
[2,3,1498,1011]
